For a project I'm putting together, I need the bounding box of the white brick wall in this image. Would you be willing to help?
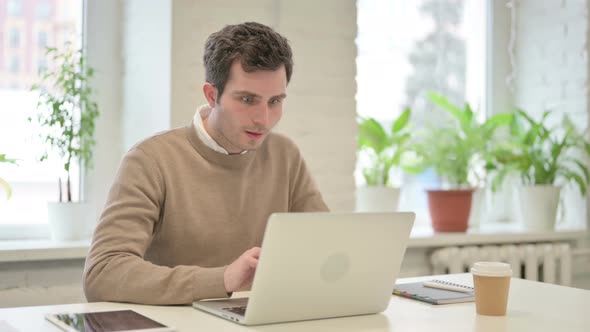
[170,0,357,211]
[514,0,588,126]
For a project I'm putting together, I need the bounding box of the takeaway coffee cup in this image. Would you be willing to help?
[471,262,512,316]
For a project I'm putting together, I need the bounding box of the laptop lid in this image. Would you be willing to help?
[241,212,415,325]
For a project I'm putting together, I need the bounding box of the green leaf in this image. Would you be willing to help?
[509,111,525,138]
[391,108,411,134]
[427,92,466,123]
[550,129,570,162]
[464,102,474,124]
[522,124,540,146]
[362,167,380,186]
[0,154,17,164]
[389,132,411,149]
[516,109,536,127]
[562,170,587,195]
[561,114,576,130]
[400,164,424,175]
[357,117,388,154]
[490,166,514,192]
[571,159,590,185]
[483,112,513,131]
[540,110,552,125]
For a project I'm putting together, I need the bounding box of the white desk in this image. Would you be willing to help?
[0,275,588,332]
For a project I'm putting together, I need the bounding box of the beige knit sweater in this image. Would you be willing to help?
[83,123,328,305]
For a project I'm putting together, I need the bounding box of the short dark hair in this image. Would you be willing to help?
[203,22,293,98]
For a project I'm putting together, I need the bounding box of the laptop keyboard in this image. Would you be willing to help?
[222,306,247,317]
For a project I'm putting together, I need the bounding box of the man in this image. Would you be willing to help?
[83,22,328,305]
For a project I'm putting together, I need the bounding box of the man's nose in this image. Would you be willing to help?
[253,104,270,127]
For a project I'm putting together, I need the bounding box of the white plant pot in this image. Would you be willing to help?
[355,186,400,212]
[47,202,90,241]
[485,177,517,223]
[515,185,561,231]
[467,187,486,228]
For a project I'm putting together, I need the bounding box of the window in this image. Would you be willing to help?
[37,31,48,49]
[37,58,47,74]
[8,56,20,73]
[356,0,486,225]
[9,28,20,48]
[36,0,52,19]
[0,0,83,237]
[7,0,23,16]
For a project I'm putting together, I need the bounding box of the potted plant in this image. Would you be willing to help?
[489,110,590,231]
[29,43,99,240]
[411,93,512,232]
[356,108,412,211]
[0,154,17,200]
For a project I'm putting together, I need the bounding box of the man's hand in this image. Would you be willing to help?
[224,247,261,293]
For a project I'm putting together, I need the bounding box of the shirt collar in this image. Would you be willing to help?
[193,104,248,155]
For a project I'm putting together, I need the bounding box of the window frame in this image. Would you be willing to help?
[0,0,86,240]
[355,0,490,226]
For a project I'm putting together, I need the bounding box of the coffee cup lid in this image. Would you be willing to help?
[470,261,512,277]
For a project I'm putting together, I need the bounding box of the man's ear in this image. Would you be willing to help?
[203,83,217,107]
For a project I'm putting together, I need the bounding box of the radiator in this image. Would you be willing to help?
[429,243,572,286]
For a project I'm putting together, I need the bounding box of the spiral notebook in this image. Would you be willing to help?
[393,276,475,305]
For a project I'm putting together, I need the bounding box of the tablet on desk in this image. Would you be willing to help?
[45,309,175,332]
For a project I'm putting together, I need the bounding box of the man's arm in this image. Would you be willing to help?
[289,151,330,212]
[83,147,229,305]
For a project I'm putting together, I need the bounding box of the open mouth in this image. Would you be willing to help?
[245,131,264,140]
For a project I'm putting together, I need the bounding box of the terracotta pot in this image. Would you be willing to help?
[427,189,474,232]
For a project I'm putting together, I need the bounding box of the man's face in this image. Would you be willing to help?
[203,60,287,154]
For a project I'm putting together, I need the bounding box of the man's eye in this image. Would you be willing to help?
[241,96,254,103]
[269,98,281,105]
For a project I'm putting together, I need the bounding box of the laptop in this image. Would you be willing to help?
[192,212,415,326]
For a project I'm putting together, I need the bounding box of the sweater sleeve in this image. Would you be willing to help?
[289,151,330,212]
[83,147,230,305]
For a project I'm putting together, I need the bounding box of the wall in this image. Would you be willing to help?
[274,1,357,211]
[121,0,172,151]
[0,259,86,308]
[81,0,123,236]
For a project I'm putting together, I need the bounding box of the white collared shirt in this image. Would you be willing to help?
[193,104,248,155]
